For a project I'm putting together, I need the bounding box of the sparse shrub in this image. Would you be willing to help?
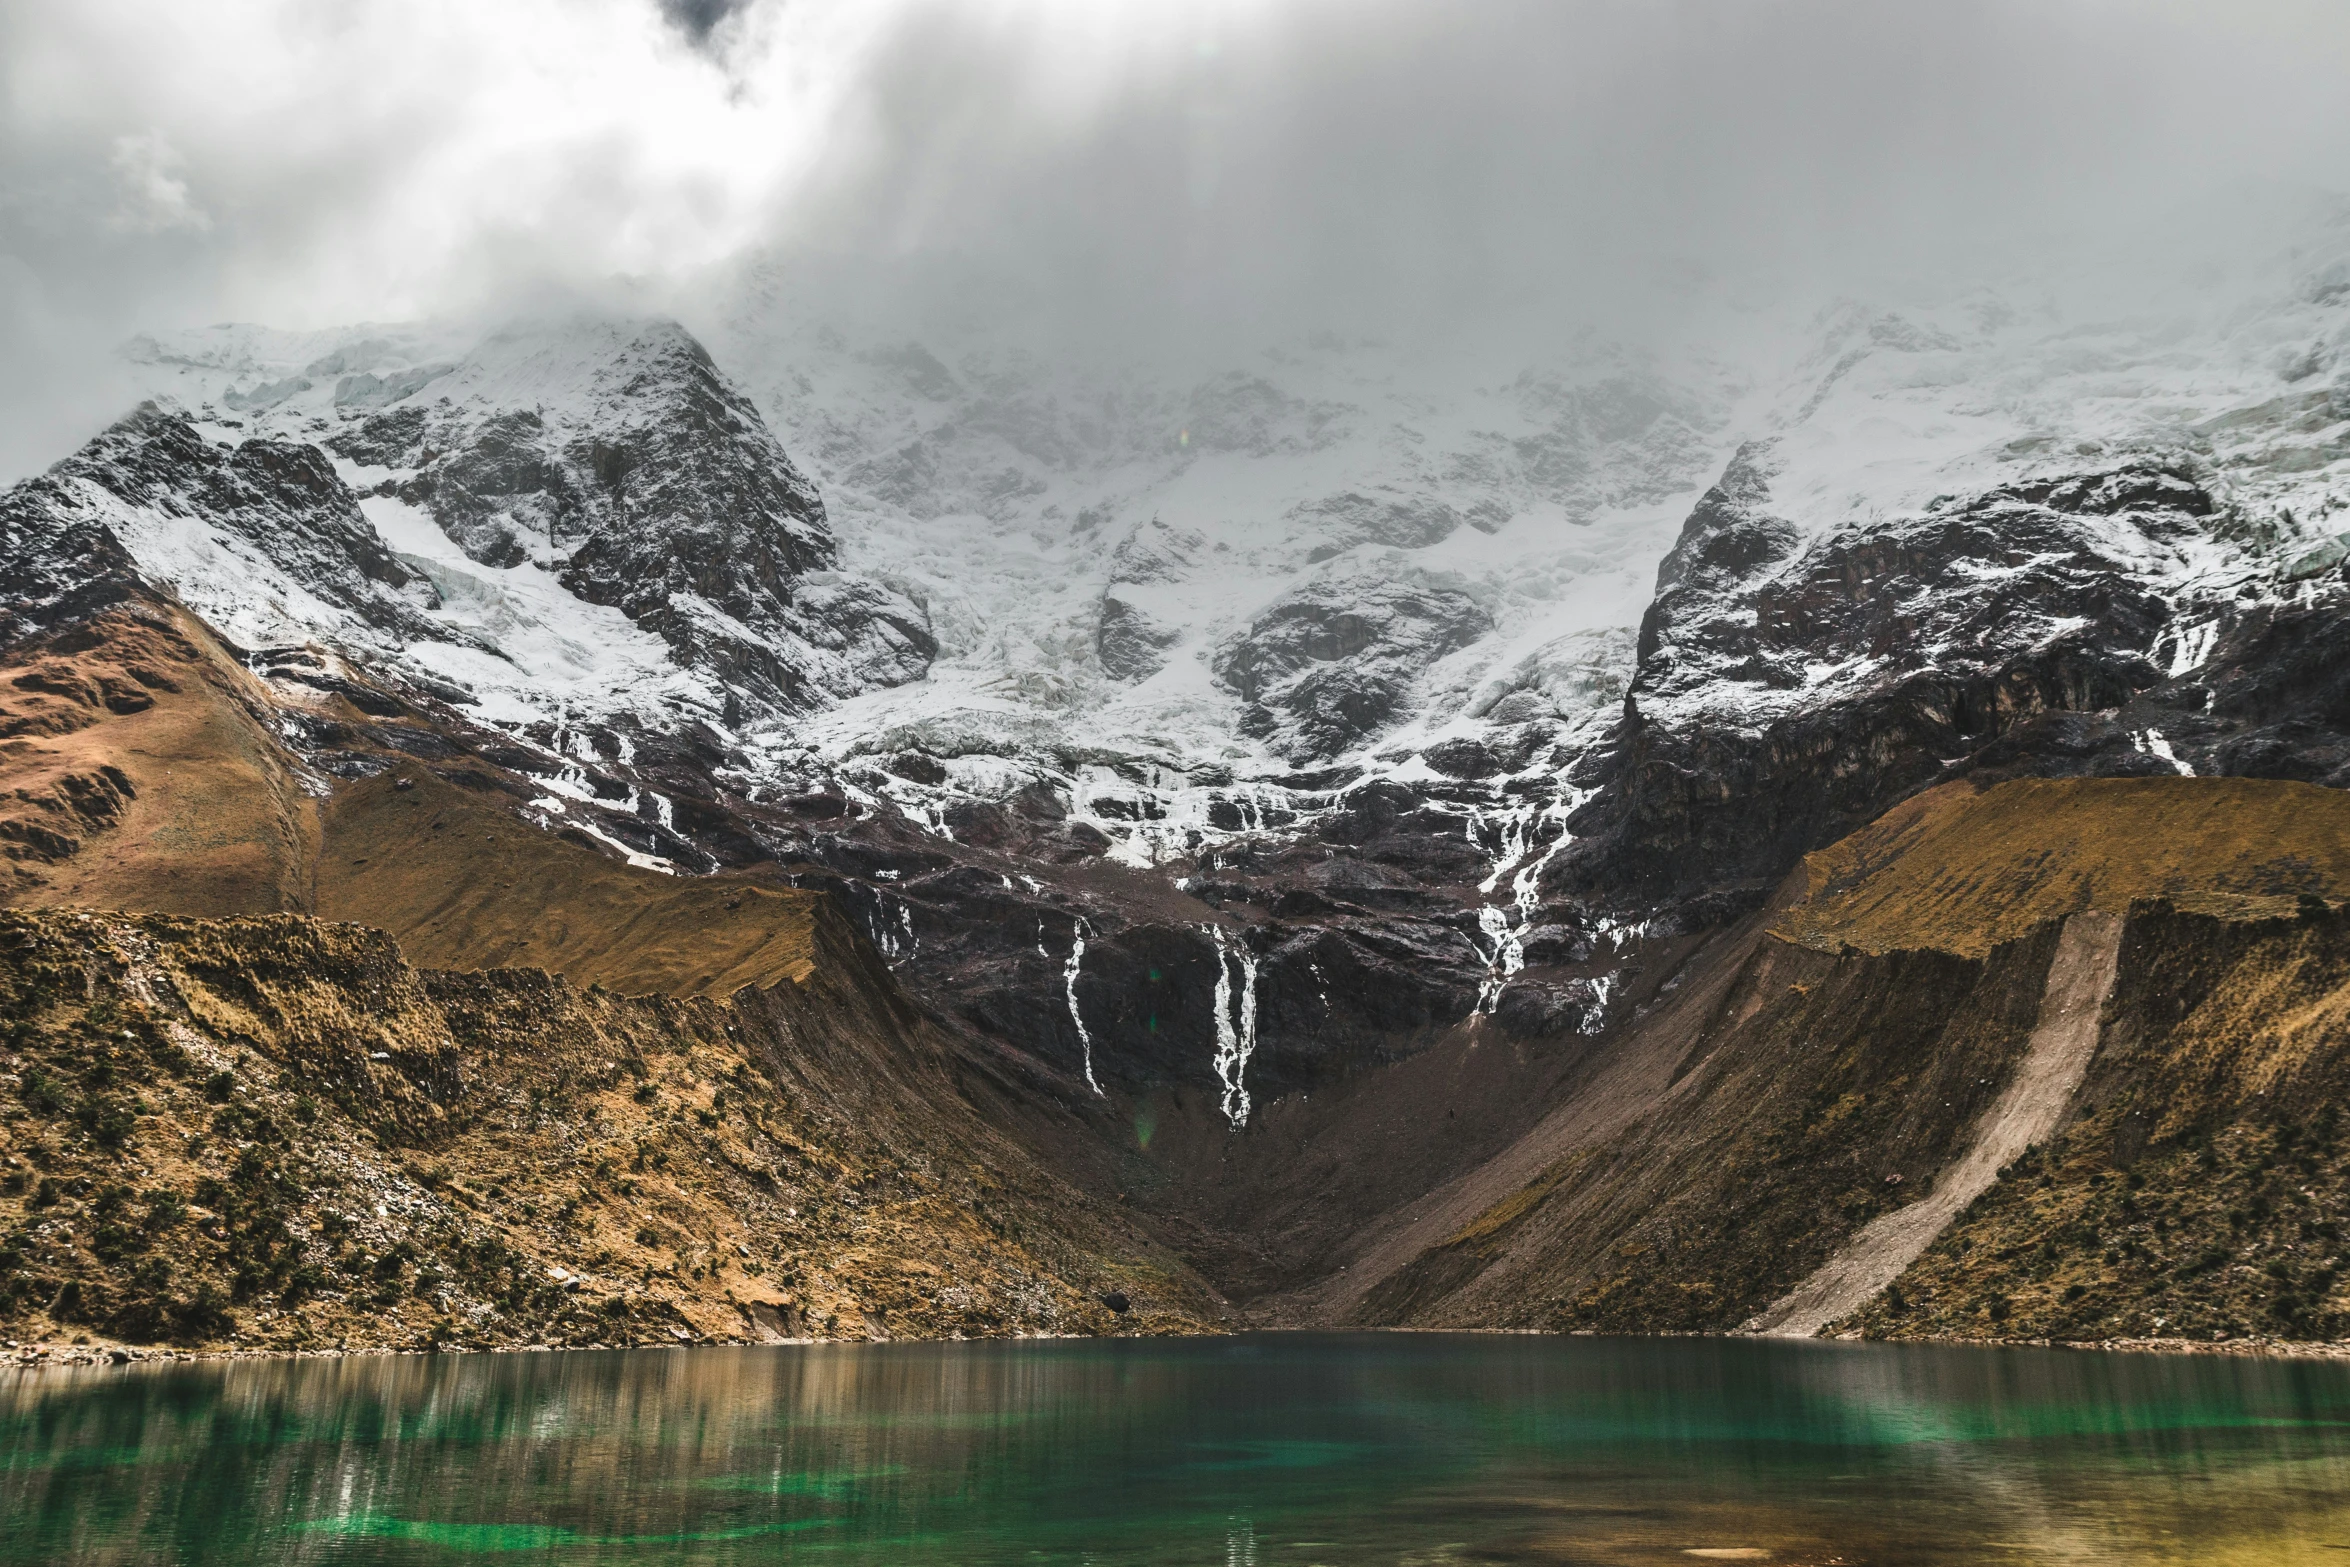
[75,1095,136,1148]
[281,1265,325,1306]
[18,1069,65,1117]
[143,1190,186,1233]
[173,1286,230,1341]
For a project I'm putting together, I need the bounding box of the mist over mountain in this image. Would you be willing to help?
[7,0,2350,476]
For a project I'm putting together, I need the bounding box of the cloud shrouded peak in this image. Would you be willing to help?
[2,0,2348,476]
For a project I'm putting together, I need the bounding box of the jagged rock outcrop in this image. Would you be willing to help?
[330,320,935,714]
[1216,576,1494,760]
[1558,451,2318,904]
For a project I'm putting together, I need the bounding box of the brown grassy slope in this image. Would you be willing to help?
[0,603,1225,1347]
[0,909,1216,1353]
[1850,901,2350,1343]
[0,602,314,916]
[1352,926,2058,1331]
[315,768,816,997]
[1778,775,2350,957]
[0,595,829,1002]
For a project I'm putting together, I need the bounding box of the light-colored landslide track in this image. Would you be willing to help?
[1745,908,2124,1338]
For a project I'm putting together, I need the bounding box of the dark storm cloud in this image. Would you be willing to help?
[657,0,752,47]
[775,0,2350,359]
[2,0,2348,476]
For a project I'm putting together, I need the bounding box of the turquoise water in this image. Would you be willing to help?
[5,1334,2350,1564]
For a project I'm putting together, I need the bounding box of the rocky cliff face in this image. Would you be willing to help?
[3,403,440,650]
[1565,452,2230,903]
[329,321,933,715]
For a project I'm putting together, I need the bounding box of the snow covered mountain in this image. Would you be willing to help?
[117,318,933,730]
[8,194,2348,1169]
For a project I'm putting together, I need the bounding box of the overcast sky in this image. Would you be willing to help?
[3,0,2348,477]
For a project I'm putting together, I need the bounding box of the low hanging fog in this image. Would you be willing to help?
[3,0,2347,480]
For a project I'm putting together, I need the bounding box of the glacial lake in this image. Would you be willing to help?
[5,1334,2350,1564]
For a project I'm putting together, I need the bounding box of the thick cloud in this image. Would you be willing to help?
[2,0,2347,476]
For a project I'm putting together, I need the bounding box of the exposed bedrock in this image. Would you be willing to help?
[1214,577,1494,761]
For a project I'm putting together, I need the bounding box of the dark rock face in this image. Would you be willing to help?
[1215,579,1494,760]
[1095,519,1203,680]
[0,476,143,645]
[398,409,566,567]
[1564,451,2236,902]
[1096,593,1181,681]
[1290,489,1486,553]
[2193,579,2350,787]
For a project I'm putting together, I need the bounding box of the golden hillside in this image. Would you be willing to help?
[0,597,821,1001]
[0,603,315,916]
[315,768,817,998]
[1775,776,2350,957]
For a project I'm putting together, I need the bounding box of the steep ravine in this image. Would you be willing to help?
[1749,909,2124,1336]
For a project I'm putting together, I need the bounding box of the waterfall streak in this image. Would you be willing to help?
[1209,926,1259,1127]
[1469,782,1589,1014]
[1065,919,1102,1095]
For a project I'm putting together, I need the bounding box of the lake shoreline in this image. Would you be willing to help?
[12,1324,2350,1375]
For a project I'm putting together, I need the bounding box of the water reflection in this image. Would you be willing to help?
[4,1334,2350,1563]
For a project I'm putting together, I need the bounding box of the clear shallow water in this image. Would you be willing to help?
[5,1335,2350,1565]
